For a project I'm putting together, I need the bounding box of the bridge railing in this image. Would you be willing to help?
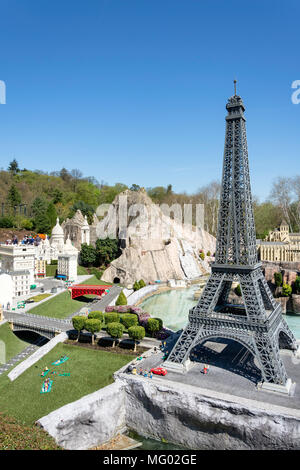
[4,310,71,325]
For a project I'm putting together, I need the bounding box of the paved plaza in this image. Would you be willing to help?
[133,332,300,412]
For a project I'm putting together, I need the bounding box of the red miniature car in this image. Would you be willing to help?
[150,367,167,376]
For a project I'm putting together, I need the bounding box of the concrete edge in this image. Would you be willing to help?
[7,331,68,381]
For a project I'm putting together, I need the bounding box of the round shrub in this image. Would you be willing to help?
[107,322,124,347]
[153,317,163,330]
[104,312,120,324]
[84,318,102,345]
[207,251,211,256]
[128,325,145,351]
[115,291,127,306]
[120,313,138,329]
[72,315,86,341]
[282,283,292,297]
[88,311,104,322]
[200,252,205,261]
[147,318,160,336]
[139,279,146,288]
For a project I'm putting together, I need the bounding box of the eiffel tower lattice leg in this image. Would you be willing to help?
[253,332,288,385]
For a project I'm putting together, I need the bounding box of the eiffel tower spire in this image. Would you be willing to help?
[164,89,298,390]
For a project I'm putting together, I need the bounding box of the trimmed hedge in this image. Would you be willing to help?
[120,313,138,329]
[104,312,120,324]
[88,311,104,322]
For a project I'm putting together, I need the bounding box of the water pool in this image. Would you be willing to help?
[140,285,300,339]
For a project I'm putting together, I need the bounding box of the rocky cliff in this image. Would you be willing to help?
[99,189,216,285]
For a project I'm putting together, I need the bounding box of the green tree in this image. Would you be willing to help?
[72,316,86,342]
[79,243,97,267]
[84,318,102,345]
[7,184,21,207]
[133,281,140,291]
[104,312,120,324]
[46,202,58,230]
[235,284,242,297]
[120,314,138,329]
[8,159,20,175]
[88,311,104,322]
[31,197,51,232]
[106,322,124,348]
[138,279,146,288]
[115,291,127,306]
[282,283,292,297]
[294,276,300,294]
[147,318,160,337]
[274,272,283,287]
[95,238,121,267]
[130,184,140,192]
[128,326,145,352]
[200,252,205,261]
[69,200,95,224]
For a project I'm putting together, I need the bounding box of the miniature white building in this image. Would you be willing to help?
[0,272,14,308]
[50,217,65,257]
[81,215,90,245]
[0,244,35,285]
[57,236,78,281]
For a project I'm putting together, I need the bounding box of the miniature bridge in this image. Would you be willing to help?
[68,284,111,300]
[3,311,72,340]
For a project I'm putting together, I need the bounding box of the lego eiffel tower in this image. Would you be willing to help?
[164,83,298,390]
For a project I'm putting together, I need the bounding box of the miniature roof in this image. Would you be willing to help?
[51,218,64,236]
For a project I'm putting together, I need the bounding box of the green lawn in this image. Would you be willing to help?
[28,290,86,318]
[0,342,135,425]
[28,275,114,318]
[0,323,27,363]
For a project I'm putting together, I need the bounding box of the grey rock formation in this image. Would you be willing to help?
[99,189,216,284]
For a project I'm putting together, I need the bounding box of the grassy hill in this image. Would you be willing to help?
[0,322,27,363]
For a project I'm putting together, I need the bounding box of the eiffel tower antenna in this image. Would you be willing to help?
[164,87,298,391]
[234,79,237,95]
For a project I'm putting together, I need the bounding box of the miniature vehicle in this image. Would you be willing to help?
[150,367,167,376]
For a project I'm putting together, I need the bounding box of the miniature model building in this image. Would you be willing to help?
[57,237,78,281]
[62,210,99,251]
[0,245,35,296]
[165,88,297,391]
[257,220,300,262]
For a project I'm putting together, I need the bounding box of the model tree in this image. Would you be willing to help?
[294,276,300,294]
[88,311,104,322]
[282,283,292,297]
[115,291,127,305]
[147,318,160,337]
[72,316,86,342]
[128,326,145,352]
[84,318,102,345]
[274,272,283,287]
[106,322,124,348]
[79,243,97,267]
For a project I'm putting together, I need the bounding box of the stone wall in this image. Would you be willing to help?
[118,374,300,450]
[37,381,126,450]
[38,367,300,450]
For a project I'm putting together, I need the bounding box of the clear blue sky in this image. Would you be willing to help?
[0,0,299,201]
